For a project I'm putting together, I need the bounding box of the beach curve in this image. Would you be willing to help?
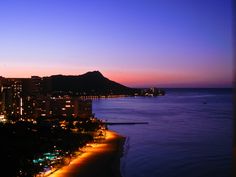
[48,130,126,177]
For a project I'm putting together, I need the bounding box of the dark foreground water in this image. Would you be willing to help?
[93,88,233,177]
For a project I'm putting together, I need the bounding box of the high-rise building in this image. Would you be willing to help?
[34,96,92,119]
[0,79,23,118]
[0,76,93,120]
[74,98,92,118]
[30,76,43,96]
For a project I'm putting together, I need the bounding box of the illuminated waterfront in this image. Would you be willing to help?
[49,130,124,177]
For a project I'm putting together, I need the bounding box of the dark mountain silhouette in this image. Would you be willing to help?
[48,71,135,95]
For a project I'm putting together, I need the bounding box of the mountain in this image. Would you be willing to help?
[48,71,135,95]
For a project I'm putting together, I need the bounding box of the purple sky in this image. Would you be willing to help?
[0,0,233,87]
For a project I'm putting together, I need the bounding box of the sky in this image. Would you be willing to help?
[0,0,233,88]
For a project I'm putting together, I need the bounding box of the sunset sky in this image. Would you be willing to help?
[0,0,233,88]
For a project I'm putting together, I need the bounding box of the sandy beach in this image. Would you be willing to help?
[48,130,126,177]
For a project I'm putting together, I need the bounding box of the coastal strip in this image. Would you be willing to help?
[48,130,125,177]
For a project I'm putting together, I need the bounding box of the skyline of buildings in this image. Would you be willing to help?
[0,76,93,122]
[0,72,167,121]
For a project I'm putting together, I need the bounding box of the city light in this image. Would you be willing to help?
[48,131,116,177]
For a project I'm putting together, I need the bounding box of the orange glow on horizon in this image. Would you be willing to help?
[104,70,231,87]
[0,65,231,88]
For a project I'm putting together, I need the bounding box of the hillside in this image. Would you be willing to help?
[48,71,135,95]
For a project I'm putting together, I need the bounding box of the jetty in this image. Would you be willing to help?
[104,122,148,125]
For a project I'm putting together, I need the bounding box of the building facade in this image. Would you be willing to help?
[0,77,92,121]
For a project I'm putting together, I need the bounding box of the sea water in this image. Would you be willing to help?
[93,88,233,177]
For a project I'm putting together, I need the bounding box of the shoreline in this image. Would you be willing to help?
[48,130,126,177]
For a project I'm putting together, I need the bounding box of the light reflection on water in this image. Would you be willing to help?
[93,88,233,177]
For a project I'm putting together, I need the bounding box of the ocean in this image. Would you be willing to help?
[93,88,233,177]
